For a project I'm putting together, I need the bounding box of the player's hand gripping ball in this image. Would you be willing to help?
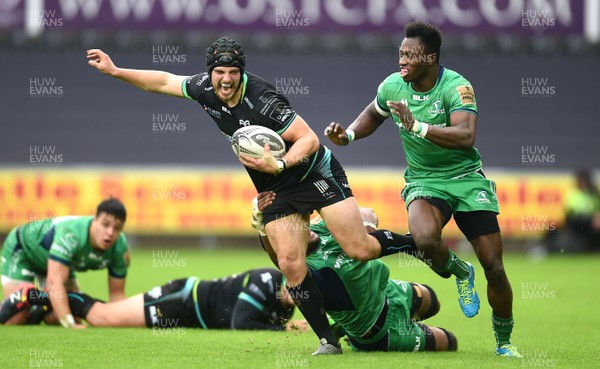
[232,126,286,159]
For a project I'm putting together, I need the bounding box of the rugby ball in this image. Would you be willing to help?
[231,126,286,159]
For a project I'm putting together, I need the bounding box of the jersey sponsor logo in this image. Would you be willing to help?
[249,283,267,301]
[412,94,428,101]
[313,180,336,200]
[52,244,71,257]
[88,252,102,260]
[260,272,273,291]
[244,97,254,109]
[334,254,351,269]
[204,105,222,119]
[268,102,294,123]
[313,180,329,194]
[196,74,209,86]
[83,259,108,269]
[428,99,445,115]
[456,86,475,105]
[147,286,163,299]
[124,251,131,268]
[149,305,158,325]
[413,335,421,352]
[475,191,491,204]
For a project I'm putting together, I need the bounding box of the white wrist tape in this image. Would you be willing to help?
[60,314,76,328]
[346,129,355,143]
[410,120,429,138]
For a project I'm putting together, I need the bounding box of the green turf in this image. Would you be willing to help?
[1,248,599,369]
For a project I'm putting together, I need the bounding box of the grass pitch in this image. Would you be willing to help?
[1,247,599,369]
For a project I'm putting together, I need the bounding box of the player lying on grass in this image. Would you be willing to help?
[253,192,457,352]
[0,268,307,332]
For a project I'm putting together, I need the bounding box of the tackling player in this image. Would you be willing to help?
[87,37,417,355]
[254,191,457,352]
[0,268,305,332]
[1,197,130,328]
[325,21,520,357]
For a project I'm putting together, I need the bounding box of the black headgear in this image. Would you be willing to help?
[206,37,246,74]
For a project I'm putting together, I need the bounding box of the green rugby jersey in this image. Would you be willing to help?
[306,219,389,337]
[375,67,482,179]
[17,216,129,278]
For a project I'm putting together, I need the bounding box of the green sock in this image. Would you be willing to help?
[492,314,514,347]
[442,249,470,279]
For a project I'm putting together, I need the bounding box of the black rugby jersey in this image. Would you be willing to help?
[196,268,291,330]
[183,72,329,192]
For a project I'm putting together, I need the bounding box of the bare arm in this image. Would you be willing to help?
[47,260,86,328]
[280,114,320,167]
[424,111,477,150]
[325,101,387,145]
[387,100,477,150]
[108,276,126,302]
[86,49,187,97]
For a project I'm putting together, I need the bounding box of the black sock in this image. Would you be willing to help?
[27,288,100,319]
[287,273,339,347]
[370,229,418,258]
[66,292,102,318]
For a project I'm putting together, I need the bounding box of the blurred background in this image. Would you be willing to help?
[1,0,599,254]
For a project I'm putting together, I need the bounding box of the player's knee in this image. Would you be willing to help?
[422,325,458,352]
[483,263,507,284]
[344,246,373,262]
[411,232,440,253]
[440,327,458,351]
[85,305,109,326]
[277,257,306,284]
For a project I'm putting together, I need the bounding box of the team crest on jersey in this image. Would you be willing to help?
[428,99,445,115]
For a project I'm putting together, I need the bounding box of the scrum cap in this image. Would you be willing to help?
[206,37,246,74]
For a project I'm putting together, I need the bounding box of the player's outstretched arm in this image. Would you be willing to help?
[86,49,187,97]
[325,101,386,145]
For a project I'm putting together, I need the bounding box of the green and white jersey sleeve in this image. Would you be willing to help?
[376,67,483,180]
